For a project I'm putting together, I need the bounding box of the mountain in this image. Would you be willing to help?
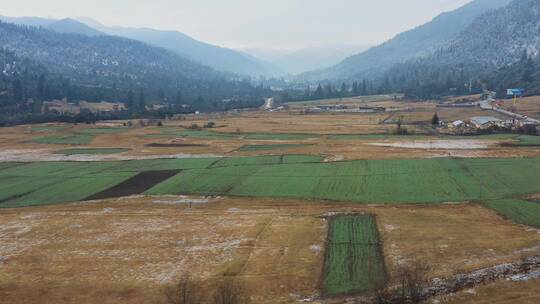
[382,0,540,98]
[0,15,279,77]
[0,15,55,27]
[77,18,280,77]
[47,18,104,36]
[299,0,513,81]
[243,45,370,75]
[0,20,267,114]
[0,16,103,36]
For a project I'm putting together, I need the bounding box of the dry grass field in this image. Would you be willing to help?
[1,104,539,162]
[434,279,540,304]
[1,197,539,304]
[500,95,540,119]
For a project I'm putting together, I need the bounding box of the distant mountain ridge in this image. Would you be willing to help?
[81,19,281,77]
[0,20,266,106]
[0,15,279,77]
[48,18,104,36]
[299,0,513,81]
[243,45,370,75]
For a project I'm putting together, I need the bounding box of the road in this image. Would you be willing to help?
[480,97,540,124]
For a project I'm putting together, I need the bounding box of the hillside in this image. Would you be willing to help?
[383,0,540,98]
[0,15,279,77]
[0,21,224,83]
[299,0,512,81]
[0,21,267,121]
[78,18,280,77]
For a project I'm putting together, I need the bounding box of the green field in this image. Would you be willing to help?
[2,156,540,208]
[242,133,316,140]
[28,125,69,133]
[148,157,540,204]
[323,214,386,295]
[76,127,129,134]
[56,148,130,155]
[148,128,318,141]
[26,126,129,145]
[237,144,311,152]
[483,199,540,227]
[29,134,95,145]
[510,135,540,146]
[0,155,321,208]
[151,128,238,140]
[0,158,220,208]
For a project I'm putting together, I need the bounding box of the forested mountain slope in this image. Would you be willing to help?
[299,0,512,81]
[0,15,279,77]
[383,0,540,97]
[0,21,268,121]
[78,18,279,77]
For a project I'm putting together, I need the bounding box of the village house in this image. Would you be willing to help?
[470,116,503,129]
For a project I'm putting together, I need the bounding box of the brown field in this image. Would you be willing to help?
[1,197,539,304]
[434,279,540,304]
[500,95,540,119]
[2,101,540,161]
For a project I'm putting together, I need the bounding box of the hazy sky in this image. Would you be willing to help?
[1,0,473,49]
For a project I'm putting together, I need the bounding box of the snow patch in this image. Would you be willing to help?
[368,140,489,150]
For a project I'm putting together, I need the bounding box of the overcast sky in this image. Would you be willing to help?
[1,0,473,49]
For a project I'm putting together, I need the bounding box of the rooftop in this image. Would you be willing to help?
[470,116,502,125]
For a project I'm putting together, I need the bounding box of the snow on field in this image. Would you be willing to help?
[0,149,222,162]
[368,140,490,150]
[152,196,212,205]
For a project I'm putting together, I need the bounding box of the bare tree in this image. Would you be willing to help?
[374,259,431,304]
[212,280,247,304]
[164,275,200,304]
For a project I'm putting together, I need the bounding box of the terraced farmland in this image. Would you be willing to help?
[323,214,386,295]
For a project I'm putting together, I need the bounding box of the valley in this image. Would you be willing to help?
[1,0,540,303]
[1,94,539,303]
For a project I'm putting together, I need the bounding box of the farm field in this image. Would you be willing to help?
[323,214,386,295]
[500,95,540,120]
[29,133,96,145]
[2,156,540,208]
[483,199,540,227]
[55,147,130,155]
[1,94,540,303]
[2,111,540,161]
[0,198,538,304]
[148,157,540,204]
[237,144,312,152]
[435,278,540,304]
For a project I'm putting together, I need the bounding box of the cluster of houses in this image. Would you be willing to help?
[42,99,126,115]
[306,104,398,114]
[449,116,539,132]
